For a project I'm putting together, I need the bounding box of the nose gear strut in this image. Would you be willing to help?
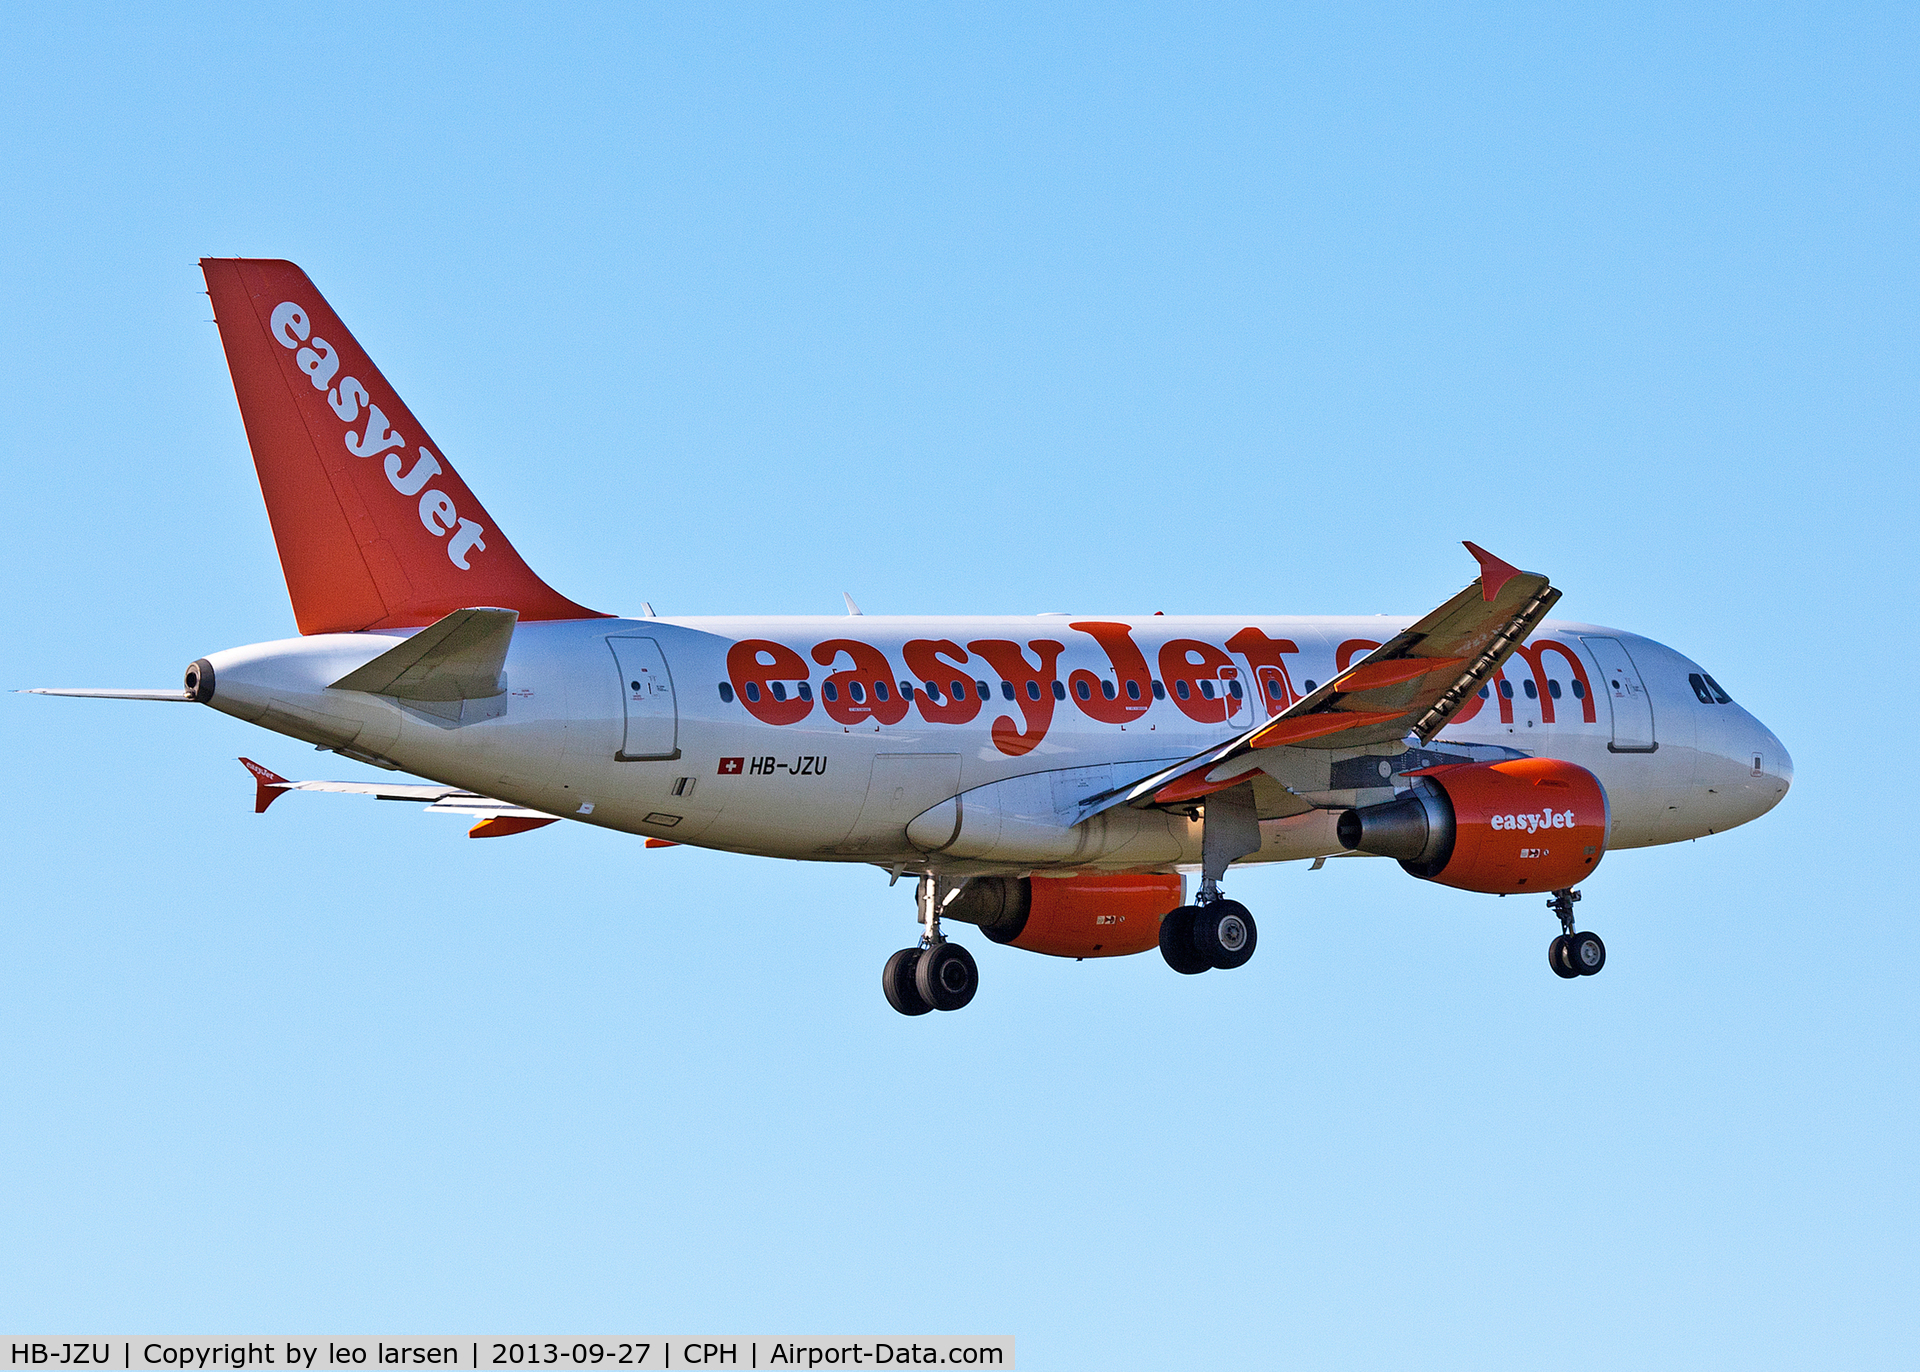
[1546,887,1606,979]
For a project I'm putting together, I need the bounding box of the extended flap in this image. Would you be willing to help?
[329,607,518,701]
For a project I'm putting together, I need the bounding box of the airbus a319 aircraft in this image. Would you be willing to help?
[32,260,1793,1015]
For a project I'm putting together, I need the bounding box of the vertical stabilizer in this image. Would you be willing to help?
[201,258,605,633]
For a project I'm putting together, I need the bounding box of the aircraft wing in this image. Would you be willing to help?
[1085,543,1561,819]
[240,757,561,837]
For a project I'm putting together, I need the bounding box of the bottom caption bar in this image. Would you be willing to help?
[3,1342,1012,1371]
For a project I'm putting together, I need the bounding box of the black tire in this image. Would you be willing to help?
[915,941,979,1011]
[1548,935,1579,979]
[1159,905,1210,975]
[1568,930,1606,976]
[883,947,932,1016]
[1192,900,1257,970]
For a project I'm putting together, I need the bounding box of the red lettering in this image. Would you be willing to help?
[1067,622,1152,723]
[725,640,812,726]
[1336,638,1380,672]
[902,639,982,725]
[812,639,909,725]
[966,639,1066,757]
[1511,641,1597,724]
[1157,639,1234,723]
[1226,627,1301,716]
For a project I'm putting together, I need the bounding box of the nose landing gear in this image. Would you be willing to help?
[1546,888,1606,979]
[883,875,980,1016]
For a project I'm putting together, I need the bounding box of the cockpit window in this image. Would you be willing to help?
[1689,672,1734,705]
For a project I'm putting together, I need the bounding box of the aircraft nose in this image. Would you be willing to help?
[1733,711,1792,821]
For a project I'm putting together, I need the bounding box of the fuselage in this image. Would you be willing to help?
[198,614,1792,874]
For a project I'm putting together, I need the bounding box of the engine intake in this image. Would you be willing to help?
[1339,757,1608,895]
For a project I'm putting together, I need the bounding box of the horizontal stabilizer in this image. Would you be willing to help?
[22,688,192,701]
[468,816,558,838]
[239,757,560,834]
[329,607,517,701]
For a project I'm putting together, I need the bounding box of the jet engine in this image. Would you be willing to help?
[1336,757,1608,894]
[942,873,1182,958]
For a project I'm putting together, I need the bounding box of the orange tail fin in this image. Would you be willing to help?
[202,258,605,634]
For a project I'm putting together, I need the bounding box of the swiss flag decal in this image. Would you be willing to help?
[718,757,745,775]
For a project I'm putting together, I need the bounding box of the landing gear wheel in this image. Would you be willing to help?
[1567,930,1606,976]
[883,947,932,1016]
[1191,900,1257,970]
[1548,934,1579,979]
[914,942,979,1011]
[1159,905,1210,975]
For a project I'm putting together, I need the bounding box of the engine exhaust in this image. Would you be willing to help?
[1337,780,1455,873]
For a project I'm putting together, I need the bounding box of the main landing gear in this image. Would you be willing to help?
[883,876,980,1016]
[1159,878,1259,975]
[1162,781,1264,976]
[1546,888,1606,979]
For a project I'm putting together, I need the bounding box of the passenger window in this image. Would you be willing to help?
[977,680,992,700]
[1229,680,1243,699]
[1052,680,1066,700]
[1102,680,1117,700]
[875,681,891,701]
[900,680,914,699]
[1001,681,1015,700]
[1477,686,1489,700]
[849,681,866,703]
[771,681,787,701]
[798,683,813,702]
[1151,680,1166,700]
[1703,674,1732,704]
[1176,680,1191,700]
[1026,681,1042,701]
[1499,680,1514,699]
[1522,679,1537,700]
[1303,680,1317,692]
[1267,679,1283,699]
[1075,679,1091,700]
[718,682,736,703]
[952,680,967,700]
[1571,680,1586,700]
[1199,680,1215,700]
[1688,673,1714,704]
[924,680,940,700]
[1126,680,1141,701]
[1547,680,1562,700]
[744,681,762,703]
[824,682,839,702]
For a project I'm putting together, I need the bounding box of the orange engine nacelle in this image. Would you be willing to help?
[1337,756,1609,895]
[942,873,1183,958]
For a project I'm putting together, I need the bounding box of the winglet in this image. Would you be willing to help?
[239,756,290,813]
[1462,541,1522,602]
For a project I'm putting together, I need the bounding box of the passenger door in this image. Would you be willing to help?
[607,636,679,760]
[1580,636,1656,752]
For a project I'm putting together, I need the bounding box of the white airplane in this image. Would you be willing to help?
[31,259,1793,1015]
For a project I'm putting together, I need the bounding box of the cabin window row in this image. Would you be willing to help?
[1477,677,1588,702]
[717,675,1267,707]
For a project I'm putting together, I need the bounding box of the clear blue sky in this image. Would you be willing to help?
[3,3,1914,1366]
